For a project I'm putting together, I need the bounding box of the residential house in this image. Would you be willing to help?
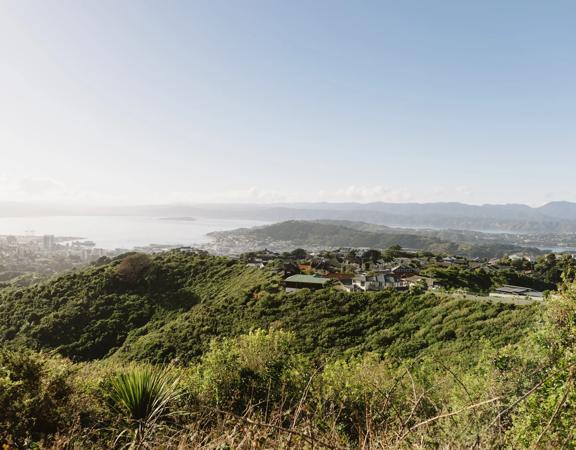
[284,274,332,292]
[489,285,544,300]
[352,271,405,291]
[391,264,418,278]
[405,275,437,290]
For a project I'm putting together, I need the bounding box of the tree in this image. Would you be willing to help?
[362,249,382,264]
[384,245,403,260]
[115,253,152,285]
[290,248,308,260]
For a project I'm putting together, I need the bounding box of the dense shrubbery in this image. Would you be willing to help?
[2,251,576,447]
[1,291,574,449]
[422,264,557,293]
[0,251,276,361]
[0,251,538,366]
[0,350,84,446]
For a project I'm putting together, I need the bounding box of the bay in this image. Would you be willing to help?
[0,216,270,250]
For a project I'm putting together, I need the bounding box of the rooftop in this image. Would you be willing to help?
[284,274,331,285]
[493,285,544,297]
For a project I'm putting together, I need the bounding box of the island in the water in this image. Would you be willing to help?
[159,217,196,221]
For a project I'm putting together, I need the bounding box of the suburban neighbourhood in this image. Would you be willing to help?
[234,246,565,302]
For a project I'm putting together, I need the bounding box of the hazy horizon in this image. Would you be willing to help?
[2,1,576,206]
[2,198,576,209]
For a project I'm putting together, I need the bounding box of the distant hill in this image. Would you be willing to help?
[209,220,544,258]
[149,201,576,232]
[215,220,439,249]
[3,200,576,232]
[537,201,576,220]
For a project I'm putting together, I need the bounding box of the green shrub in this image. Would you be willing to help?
[104,366,181,448]
[0,349,78,446]
[188,329,310,412]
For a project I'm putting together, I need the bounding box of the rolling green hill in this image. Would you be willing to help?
[0,251,276,361]
[0,250,538,364]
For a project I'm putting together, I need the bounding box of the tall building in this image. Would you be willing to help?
[43,234,55,251]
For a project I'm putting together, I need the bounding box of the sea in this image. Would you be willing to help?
[0,216,270,250]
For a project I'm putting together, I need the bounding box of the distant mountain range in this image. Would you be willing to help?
[3,201,576,233]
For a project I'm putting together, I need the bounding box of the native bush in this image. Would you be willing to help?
[0,349,79,446]
[104,365,182,448]
[188,328,310,412]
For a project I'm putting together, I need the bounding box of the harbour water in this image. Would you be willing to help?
[0,216,270,250]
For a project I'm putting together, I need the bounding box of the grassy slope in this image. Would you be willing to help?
[0,252,276,361]
[0,251,539,365]
[117,289,538,363]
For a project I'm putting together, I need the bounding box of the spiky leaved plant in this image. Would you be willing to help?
[107,366,181,449]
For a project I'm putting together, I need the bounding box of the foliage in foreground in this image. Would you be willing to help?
[2,251,575,448]
[1,279,576,450]
[105,366,181,448]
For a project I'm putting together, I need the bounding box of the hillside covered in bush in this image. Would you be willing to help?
[0,250,538,365]
[4,250,576,449]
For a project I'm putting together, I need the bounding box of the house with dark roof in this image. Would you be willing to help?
[284,274,332,292]
[490,285,544,300]
[391,264,418,278]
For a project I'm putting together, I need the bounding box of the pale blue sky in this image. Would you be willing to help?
[1,0,575,205]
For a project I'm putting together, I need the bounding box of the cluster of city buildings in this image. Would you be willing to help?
[0,234,115,286]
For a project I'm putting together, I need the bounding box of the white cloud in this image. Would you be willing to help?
[0,177,494,206]
[155,185,415,204]
[0,175,66,200]
[429,185,474,201]
[0,175,136,205]
[154,187,289,204]
[17,177,64,195]
[313,186,414,203]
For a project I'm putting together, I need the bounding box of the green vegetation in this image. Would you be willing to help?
[210,220,545,258]
[2,250,576,448]
[106,366,181,447]
[0,251,276,361]
[422,265,556,293]
[0,251,537,364]
[422,252,576,294]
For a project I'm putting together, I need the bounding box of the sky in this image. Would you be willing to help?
[1,0,575,206]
